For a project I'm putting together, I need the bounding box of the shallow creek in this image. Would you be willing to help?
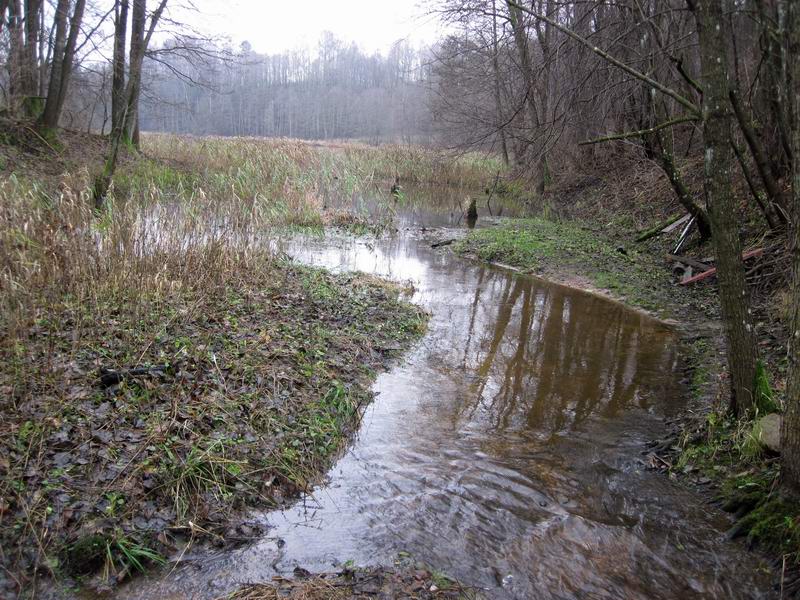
[114,199,773,599]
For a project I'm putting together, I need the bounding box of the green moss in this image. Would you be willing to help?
[738,497,800,557]
[677,411,799,562]
[454,223,555,267]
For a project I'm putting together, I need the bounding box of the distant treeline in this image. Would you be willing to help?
[136,34,433,143]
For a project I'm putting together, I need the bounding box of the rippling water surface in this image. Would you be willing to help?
[114,194,772,600]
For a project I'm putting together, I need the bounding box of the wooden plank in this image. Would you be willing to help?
[661,213,692,233]
[665,253,712,272]
[680,248,764,285]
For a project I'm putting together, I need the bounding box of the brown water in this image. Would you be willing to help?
[112,198,773,600]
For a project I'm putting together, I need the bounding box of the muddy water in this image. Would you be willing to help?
[115,200,772,599]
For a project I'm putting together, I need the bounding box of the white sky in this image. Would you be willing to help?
[171,0,443,55]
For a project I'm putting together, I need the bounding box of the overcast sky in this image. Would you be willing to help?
[172,0,442,55]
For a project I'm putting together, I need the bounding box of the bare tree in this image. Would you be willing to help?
[783,0,800,494]
[435,0,767,416]
[94,0,169,206]
[506,0,545,191]
[111,0,129,132]
[6,0,42,111]
[491,0,509,165]
[40,0,87,129]
[689,0,758,415]
[122,33,431,142]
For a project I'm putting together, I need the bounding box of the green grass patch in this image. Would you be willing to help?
[454,217,671,315]
[753,360,778,415]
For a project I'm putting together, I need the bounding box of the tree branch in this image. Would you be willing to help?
[578,115,698,145]
[506,0,701,115]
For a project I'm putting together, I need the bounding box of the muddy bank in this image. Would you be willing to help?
[0,258,426,596]
[221,558,479,600]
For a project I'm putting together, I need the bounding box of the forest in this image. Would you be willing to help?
[0,0,799,599]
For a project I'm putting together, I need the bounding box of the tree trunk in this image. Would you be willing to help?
[0,0,9,37]
[732,140,780,231]
[6,0,42,111]
[40,0,68,127]
[123,0,146,144]
[95,0,168,206]
[729,89,788,223]
[22,0,41,96]
[111,0,129,132]
[491,0,509,166]
[533,0,554,196]
[8,0,26,103]
[782,0,800,495]
[37,3,47,97]
[507,1,546,189]
[755,0,793,175]
[651,128,713,238]
[40,0,86,130]
[692,0,758,416]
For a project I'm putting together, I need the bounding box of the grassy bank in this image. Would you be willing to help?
[453,216,716,319]
[454,211,798,589]
[0,132,448,595]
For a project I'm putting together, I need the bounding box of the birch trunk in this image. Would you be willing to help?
[692,0,758,416]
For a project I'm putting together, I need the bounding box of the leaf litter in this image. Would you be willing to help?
[0,257,427,595]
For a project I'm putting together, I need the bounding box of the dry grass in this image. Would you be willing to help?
[0,170,274,340]
[141,134,499,194]
[1,130,494,341]
[226,579,351,600]
[1,130,490,366]
[0,131,496,345]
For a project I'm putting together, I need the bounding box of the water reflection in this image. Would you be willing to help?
[333,185,524,229]
[410,259,680,439]
[113,229,770,600]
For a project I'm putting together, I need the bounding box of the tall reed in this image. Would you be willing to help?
[1,134,498,342]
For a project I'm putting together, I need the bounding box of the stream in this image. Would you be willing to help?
[114,193,773,599]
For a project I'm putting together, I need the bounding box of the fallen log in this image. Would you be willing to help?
[431,238,456,248]
[635,213,685,243]
[680,248,764,285]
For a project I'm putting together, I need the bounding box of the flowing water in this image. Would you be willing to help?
[114,192,773,599]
